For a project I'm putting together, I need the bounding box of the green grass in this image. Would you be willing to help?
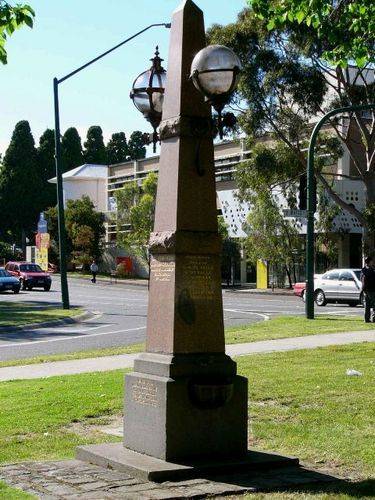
[0,370,123,464]
[0,343,373,490]
[0,302,82,328]
[242,343,375,479]
[1,314,373,368]
[225,314,375,344]
[0,343,144,368]
[0,481,35,499]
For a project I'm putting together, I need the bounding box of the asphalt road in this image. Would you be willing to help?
[0,277,364,362]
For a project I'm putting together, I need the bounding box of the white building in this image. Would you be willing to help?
[48,164,108,211]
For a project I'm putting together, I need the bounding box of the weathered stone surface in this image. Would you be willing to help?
[76,444,299,483]
[120,0,249,468]
[0,458,344,499]
[124,368,248,462]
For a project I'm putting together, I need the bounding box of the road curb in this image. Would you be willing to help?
[0,310,97,334]
[67,275,149,288]
[225,289,294,296]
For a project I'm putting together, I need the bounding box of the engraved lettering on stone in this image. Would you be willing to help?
[151,257,175,282]
[182,256,215,299]
[132,379,158,407]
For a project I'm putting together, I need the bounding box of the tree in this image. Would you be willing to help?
[251,0,375,68]
[37,128,56,209]
[128,131,146,160]
[106,132,129,164]
[83,126,107,164]
[218,216,241,286]
[0,1,34,64]
[62,127,83,172]
[0,120,41,246]
[208,6,375,255]
[242,190,303,288]
[45,196,105,267]
[115,172,157,265]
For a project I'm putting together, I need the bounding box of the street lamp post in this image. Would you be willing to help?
[53,23,171,309]
[305,103,375,319]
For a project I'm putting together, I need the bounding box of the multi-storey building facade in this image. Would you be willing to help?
[106,138,364,283]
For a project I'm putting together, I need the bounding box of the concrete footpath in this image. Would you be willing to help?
[1,330,374,382]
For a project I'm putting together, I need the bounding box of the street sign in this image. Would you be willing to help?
[36,248,48,271]
[283,209,307,218]
[37,212,48,233]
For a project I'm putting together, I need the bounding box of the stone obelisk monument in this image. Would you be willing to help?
[123,0,248,461]
[78,0,297,480]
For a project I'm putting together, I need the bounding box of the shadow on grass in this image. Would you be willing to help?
[0,300,82,330]
[207,465,374,498]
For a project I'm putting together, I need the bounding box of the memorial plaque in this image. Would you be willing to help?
[132,379,158,407]
[150,256,175,283]
[181,255,215,300]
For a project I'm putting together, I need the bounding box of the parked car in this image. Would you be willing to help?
[5,261,52,291]
[0,268,21,294]
[294,269,363,307]
[293,274,322,301]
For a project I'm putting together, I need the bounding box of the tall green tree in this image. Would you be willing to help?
[45,195,105,267]
[0,120,41,243]
[83,126,107,164]
[242,190,303,287]
[218,216,241,286]
[251,0,375,68]
[209,6,375,254]
[128,131,146,160]
[37,128,56,209]
[106,132,129,164]
[115,172,157,264]
[62,127,83,172]
[0,1,34,64]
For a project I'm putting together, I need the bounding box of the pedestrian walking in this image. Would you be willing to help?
[361,256,375,323]
[90,260,98,284]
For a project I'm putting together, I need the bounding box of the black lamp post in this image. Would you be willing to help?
[53,23,170,309]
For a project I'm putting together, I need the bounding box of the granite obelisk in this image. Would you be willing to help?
[77,0,300,480]
[123,0,248,462]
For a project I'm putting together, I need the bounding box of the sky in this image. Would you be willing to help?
[0,0,246,156]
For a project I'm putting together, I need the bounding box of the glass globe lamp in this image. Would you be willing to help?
[130,46,166,151]
[190,44,242,111]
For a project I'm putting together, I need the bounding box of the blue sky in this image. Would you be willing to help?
[0,0,246,156]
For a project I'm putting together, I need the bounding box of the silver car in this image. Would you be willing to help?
[314,269,363,307]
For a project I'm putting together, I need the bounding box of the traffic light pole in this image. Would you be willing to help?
[305,103,375,319]
[52,23,170,309]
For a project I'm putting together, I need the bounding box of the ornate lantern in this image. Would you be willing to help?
[130,46,166,152]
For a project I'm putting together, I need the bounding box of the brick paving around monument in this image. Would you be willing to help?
[0,459,343,499]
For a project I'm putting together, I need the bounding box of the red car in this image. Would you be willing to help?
[293,282,306,301]
[5,261,52,291]
[293,274,322,301]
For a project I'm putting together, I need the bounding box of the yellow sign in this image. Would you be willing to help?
[36,248,48,271]
[256,259,268,289]
[40,233,50,249]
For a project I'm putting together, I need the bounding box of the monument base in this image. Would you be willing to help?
[76,443,299,482]
[123,353,248,461]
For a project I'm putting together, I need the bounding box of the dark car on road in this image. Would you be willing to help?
[5,262,52,291]
[0,268,21,294]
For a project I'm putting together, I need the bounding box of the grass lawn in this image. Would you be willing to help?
[0,343,144,368]
[0,343,373,499]
[0,302,82,328]
[0,481,35,499]
[225,314,375,344]
[0,314,373,368]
